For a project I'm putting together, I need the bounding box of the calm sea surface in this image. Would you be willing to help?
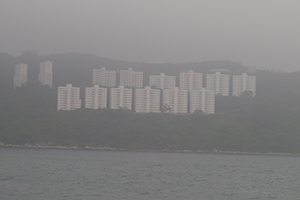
[1,148,300,200]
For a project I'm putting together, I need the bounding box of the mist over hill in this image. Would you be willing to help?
[0,51,246,89]
[1,51,300,153]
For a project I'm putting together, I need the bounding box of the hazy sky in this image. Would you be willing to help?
[1,0,300,71]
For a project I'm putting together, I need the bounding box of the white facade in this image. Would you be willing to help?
[179,70,203,91]
[135,86,160,113]
[232,73,256,97]
[85,85,107,109]
[149,73,176,89]
[57,84,81,111]
[110,85,132,110]
[120,68,143,88]
[189,88,215,114]
[38,61,53,88]
[93,67,116,87]
[206,71,229,96]
[14,63,28,88]
[162,87,188,114]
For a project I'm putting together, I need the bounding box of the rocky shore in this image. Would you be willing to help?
[1,142,300,157]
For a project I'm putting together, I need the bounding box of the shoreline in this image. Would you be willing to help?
[1,143,300,157]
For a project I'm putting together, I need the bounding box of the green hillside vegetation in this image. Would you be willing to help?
[1,52,300,153]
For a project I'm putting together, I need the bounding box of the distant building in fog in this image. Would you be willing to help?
[85,85,107,109]
[93,67,116,87]
[232,73,256,97]
[149,73,176,90]
[162,87,188,114]
[189,88,215,114]
[135,86,160,113]
[14,63,28,88]
[38,61,53,88]
[120,68,143,88]
[206,71,229,96]
[110,85,132,110]
[57,84,81,110]
[179,70,203,91]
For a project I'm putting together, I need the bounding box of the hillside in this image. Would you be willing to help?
[1,51,300,153]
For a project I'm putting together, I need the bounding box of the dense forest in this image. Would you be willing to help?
[1,51,300,153]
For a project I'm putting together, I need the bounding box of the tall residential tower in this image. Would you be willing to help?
[206,71,229,96]
[135,86,160,113]
[189,88,215,114]
[179,70,203,91]
[93,67,116,87]
[57,84,81,110]
[162,87,188,114]
[120,68,143,88]
[149,73,176,90]
[38,61,53,88]
[85,85,107,109]
[14,63,28,88]
[110,85,132,110]
[232,73,256,96]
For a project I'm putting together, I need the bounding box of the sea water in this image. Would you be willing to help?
[0,148,300,200]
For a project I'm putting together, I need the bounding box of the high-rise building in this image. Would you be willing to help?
[120,68,143,88]
[135,86,160,113]
[110,85,132,110]
[162,87,188,114]
[206,71,229,96]
[149,73,176,89]
[189,88,215,114]
[93,67,116,87]
[179,70,203,91]
[38,61,53,88]
[232,73,256,97]
[57,84,81,111]
[85,85,107,109]
[14,63,28,88]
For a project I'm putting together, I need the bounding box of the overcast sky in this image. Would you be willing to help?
[1,0,300,71]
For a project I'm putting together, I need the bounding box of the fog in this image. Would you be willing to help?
[1,0,300,71]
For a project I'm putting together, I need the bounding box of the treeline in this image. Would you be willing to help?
[1,104,300,153]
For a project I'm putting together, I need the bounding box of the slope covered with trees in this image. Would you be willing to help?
[1,52,300,153]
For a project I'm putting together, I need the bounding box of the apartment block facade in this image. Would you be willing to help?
[206,71,229,96]
[120,68,143,88]
[14,63,28,88]
[179,70,203,91]
[135,86,160,113]
[93,67,116,87]
[85,85,107,109]
[162,87,188,114]
[189,88,215,114]
[232,73,256,97]
[149,73,176,89]
[110,85,132,110]
[38,61,53,88]
[57,84,81,110]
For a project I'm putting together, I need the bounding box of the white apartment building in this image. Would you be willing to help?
[85,85,107,109]
[232,73,256,97]
[93,67,116,87]
[135,86,160,113]
[120,68,143,88]
[57,84,81,111]
[110,85,132,110]
[149,73,176,90]
[189,88,215,114]
[38,61,53,88]
[206,71,229,96]
[14,63,28,88]
[162,87,188,114]
[179,70,203,91]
